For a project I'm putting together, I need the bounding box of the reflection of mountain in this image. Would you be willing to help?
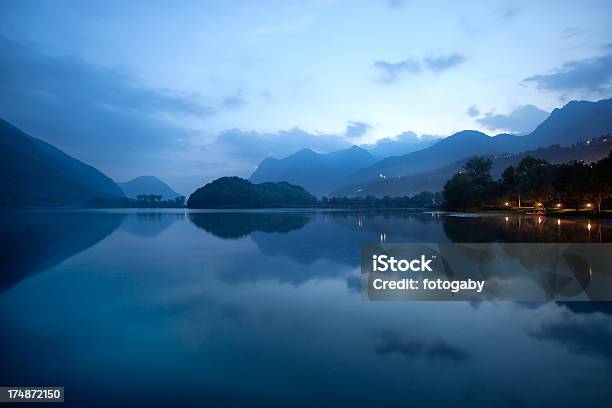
[251,211,449,266]
[0,210,124,292]
[120,212,184,238]
[188,212,312,239]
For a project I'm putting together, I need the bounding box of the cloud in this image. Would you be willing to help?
[501,7,521,20]
[424,54,466,73]
[374,58,421,83]
[374,53,465,82]
[387,0,405,8]
[523,53,612,95]
[477,105,549,134]
[212,128,349,164]
[365,131,440,156]
[345,121,371,138]
[561,27,589,39]
[222,92,248,110]
[0,35,210,176]
[466,105,480,117]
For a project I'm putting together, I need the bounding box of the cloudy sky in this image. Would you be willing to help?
[1,0,611,193]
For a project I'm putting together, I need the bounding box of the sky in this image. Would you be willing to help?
[1,0,611,194]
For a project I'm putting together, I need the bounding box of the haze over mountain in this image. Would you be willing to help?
[334,137,612,197]
[118,176,180,200]
[249,145,376,196]
[344,99,612,186]
[364,132,441,158]
[0,119,124,206]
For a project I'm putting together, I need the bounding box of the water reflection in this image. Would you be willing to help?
[0,210,124,292]
[0,209,611,407]
[443,214,608,243]
[121,212,184,238]
[189,211,312,239]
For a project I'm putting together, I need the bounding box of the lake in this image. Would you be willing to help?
[1,209,611,407]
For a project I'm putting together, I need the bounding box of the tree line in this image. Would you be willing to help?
[443,152,612,212]
[320,191,442,208]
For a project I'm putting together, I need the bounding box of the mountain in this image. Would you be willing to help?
[187,176,316,208]
[344,98,612,187]
[345,130,522,185]
[333,136,612,197]
[0,119,124,206]
[249,145,376,196]
[523,99,612,149]
[118,176,180,200]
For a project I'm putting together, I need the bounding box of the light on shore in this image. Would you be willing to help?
[556,203,562,208]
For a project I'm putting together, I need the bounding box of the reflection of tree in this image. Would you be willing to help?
[121,212,184,238]
[442,215,604,243]
[189,212,312,239]
[0,211,124,292]
[442,215,609,299]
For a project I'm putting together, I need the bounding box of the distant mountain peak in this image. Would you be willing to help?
[249,145,376,196]
[118,176,180,200]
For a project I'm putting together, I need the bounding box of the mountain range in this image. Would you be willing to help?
[1,98,611,206]
[250,145,376,196]
[333,138,612,197]
[119,176,180,200]
[250,99,612,196]
[0,119,124,206]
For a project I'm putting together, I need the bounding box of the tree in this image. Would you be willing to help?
[464,156,493,184]
[516,156,553,207]
[590,152,612,213]
[554,161,590,211]
[443,173,484,210]
[501,165,521,207]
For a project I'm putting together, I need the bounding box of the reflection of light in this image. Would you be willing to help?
[357,218,363,227]
[588,223,592,231]
[556,203,562,208]
[557,219,561,226]
[538,217,542,224]
[536,202,542,207]
[380,233,387,242]
[505,216,509,222]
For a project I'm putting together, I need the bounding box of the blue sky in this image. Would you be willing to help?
[1,0,611,193]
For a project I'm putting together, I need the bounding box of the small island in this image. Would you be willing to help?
[187,176,317,208]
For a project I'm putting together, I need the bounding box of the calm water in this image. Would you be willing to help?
[1,209,611,407]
